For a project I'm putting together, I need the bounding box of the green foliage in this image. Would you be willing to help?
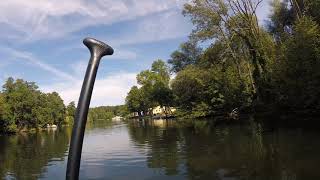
[33,92,65,127]
[65,101,76,124]
[271,17,320,110]
[126,86,146,116]
[171,63,250,118]
[88,107,113,122]
[151,59,170,82]
[126,0,320,119]
[113,105,129,117]
[183,0,276,103]
[268,0,320,39]
[0,77,128,134]
[0,92,16,133]
[268,0,295,41]
[0,78,66,133]
[66,101,76,117]
[171,66,207,112]
[88,105,127,122]
[2,78,40,128]
[126,60,173,116]
[168,41,202,73]
[46,92,66,125]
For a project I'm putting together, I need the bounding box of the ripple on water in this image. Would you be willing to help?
[3,121,320,180]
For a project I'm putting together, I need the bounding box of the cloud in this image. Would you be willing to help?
[0,47,138,106]
[0,0,192,107]
[49,9,191,61]
[1,47,75,81]
[109,10,192,46]
[112,48,137,60]
[41,72,137,106]
[0,0,186,42]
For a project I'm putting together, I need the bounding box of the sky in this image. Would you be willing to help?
[0,0,272,107]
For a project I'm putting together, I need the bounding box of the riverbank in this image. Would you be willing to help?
[127,106,320,130]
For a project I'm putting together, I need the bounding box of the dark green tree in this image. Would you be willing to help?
[125,86,146,117]
[2,78,40,128]
[168,41,202,73]
[126,60,174,116]
[65,101,76,124]
[0,78,68,133]
[183,0,276,102]
[272,17,320,111]
[88,106,114,122]
[0,92,15,133]
[47,92,65,125]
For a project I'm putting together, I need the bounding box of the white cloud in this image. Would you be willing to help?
[112,48,137,60]
[58,45,138,61]
[41,72,137,106]
[0,0,272,108]
[0,0,186,42]
[0,0,271,44]
[109,10,192,46]
[50,9,191,60]
[0,47,138,106]
[1,47,75,81]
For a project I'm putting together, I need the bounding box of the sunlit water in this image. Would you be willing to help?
[1,119,320,180]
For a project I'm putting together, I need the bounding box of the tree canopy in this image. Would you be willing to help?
[0,78,124,134]
[125,0,320,119]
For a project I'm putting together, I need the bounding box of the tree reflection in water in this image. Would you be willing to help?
[0,119,319,180]
[0,127,71,180]
[127,118,320,180]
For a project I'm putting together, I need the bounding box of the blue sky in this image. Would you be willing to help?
[0,0,272,107]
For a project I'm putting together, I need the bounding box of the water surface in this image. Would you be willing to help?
[1,119,320,180]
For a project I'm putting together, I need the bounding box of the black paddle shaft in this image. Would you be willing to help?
[66,38,114,180]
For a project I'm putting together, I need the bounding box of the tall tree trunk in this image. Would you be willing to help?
[247,61,257,94]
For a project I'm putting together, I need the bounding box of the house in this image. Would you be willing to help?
[152,106,176,116]
[130,106,176,119]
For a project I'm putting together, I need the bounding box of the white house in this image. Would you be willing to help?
[152,106,176,116]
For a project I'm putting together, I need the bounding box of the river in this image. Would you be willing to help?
[0,119,320,180]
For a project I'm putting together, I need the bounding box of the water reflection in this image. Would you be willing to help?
[127,119,320,180]
[0,127,71,180]
[1,119,320,180]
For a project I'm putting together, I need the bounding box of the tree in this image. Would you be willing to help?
[66,101,76,119]
[150,60,174,113]
[272,17,320,111]
[151,81,174,116]
[88,106,114,122]
[47,92,65,125]
[0,93,6,121]
[268,0,295,41]
[134,60,173,115]
[151,59,170,83]
[2,78,40,128]
[33,92,65,126]
[266,0,320,112]
[33,93,52,126]
[268,0,320,39]
[125,86,146,117]
[0,92,15,133]
[125,60,175,117]
[168,41,202,73]
[183,0,276,102]
[0,78,69,133]
[171,66,208,112]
